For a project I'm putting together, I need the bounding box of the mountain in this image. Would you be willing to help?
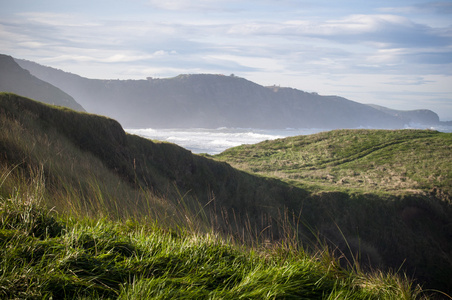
[15,57,440,129]
[368,104,440,125]
[1,92,451,293]
[0,54,84,111]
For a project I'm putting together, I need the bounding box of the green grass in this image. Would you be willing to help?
[214,129,452,197]
[0,171,429,299]
[1,93,452,296]
[214,130,452,294]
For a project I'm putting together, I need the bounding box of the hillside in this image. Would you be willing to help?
[1,93,451,294]
[0,55,84,111]
[0,92,310,239]
[1,173,424,299]
[214,129,452,197]
[214,129,452,293]
[15,57,441,129]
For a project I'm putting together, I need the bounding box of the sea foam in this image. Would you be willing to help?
[126,126,452,155]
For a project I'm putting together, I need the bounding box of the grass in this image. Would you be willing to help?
[214,130,452,293]
[0,92,312,240]
[1,93,452,296]
[214,129,452,197]
[0,169,430,299]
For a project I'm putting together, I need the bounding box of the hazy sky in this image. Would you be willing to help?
[1,0,452,120]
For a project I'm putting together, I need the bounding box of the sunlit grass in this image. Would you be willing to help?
[0,170,431,299]
[215,129,452,197]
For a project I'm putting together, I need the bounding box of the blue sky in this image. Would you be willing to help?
[1,0,452,120]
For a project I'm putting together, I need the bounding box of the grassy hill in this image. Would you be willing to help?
[214,130,452,294]
[0,92,309,235]
[1,92,451,298]
[1,182,424,299]
[214,129,452,197]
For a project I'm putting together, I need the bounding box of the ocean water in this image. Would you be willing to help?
[125,127,326,154]
[126,125,452,155]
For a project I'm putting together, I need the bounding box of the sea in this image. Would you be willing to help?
[126,125,452,155]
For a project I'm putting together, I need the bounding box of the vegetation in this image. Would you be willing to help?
[215,129,452,197]
[214,130,452,293]
[0,173,426,299]
[1,93,451,298]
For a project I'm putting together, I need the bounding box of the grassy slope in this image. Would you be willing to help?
[214,130,452,293]
[0,92,308,236]
[1,93,451,296]
[1,181,423,299]
[214,129,452,197]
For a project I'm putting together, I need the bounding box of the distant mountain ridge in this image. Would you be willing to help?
[0,54,84,111]
[15,57,441,129]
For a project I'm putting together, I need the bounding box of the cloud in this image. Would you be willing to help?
[379,2,452,15]
[4,8,449,86]
[16,12,101,27]
[228,14,451,49]
[418,2,452,14]
[383,76,434,86]
[146,0,241,11]
[40,50,177,65]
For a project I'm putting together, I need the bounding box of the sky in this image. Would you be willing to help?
[1,0,452,120]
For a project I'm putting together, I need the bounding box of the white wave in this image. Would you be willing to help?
[126,127,306,154]
[126,126,452,154]
[404,123,452,133]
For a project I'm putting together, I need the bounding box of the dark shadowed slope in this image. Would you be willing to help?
[0,54,84,111]
[15,57,440,129]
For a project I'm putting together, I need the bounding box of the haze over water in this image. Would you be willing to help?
[126,126,452,155]
[126,128,311,154]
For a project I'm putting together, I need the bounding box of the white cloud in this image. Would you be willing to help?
[206,54,284,72]
[379,2,452,15]
[146,0,239,11]
[17,12,101,27]
[228,14,450,49]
